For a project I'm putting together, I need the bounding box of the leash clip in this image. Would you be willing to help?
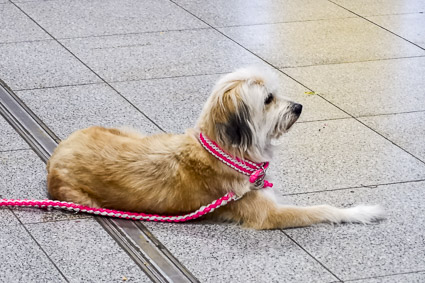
[249,164,272,189]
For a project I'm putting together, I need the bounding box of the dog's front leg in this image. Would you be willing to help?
[214,190,385,230]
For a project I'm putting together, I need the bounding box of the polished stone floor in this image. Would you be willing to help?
[1,0,425,282]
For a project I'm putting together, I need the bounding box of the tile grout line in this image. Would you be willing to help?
[344,269,425,282]
[281,230,343,282]
[279,179,425,197]
[10,210,71,283]
[10,0,166,133]
[13,81,103,92]
[281,54,425,69]
[356,109,425,118]
[168,0,425,166]
[327,0,425,52]
[0,148,31,153]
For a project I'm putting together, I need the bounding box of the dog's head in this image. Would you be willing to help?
[196,67,302,161]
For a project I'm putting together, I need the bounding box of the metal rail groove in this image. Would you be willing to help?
[0,80,199,283]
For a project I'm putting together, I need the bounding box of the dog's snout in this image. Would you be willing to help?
[291,103,303,116]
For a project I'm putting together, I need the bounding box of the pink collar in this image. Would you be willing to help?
[198,132,273,189]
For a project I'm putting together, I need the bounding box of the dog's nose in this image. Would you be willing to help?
[291,103,303,116]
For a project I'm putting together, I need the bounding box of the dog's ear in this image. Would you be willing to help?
[217,101,253,149]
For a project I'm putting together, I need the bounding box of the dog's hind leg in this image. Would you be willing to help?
[214,191,385,230]
[47,169,100,207]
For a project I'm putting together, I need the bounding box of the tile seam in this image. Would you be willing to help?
[0,148,31,153]
[280,55,425,69]
[344,269,425,282]
[281,230,343,282]
[327,0,425,52]
[279,179,425,197]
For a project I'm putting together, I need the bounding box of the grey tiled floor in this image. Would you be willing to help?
[1,0,424,282]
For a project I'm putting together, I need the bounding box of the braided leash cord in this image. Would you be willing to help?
[0,192,238,222]
[199,133,273,188]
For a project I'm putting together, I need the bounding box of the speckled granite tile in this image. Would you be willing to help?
[360,112,425,162]
[17,0,206,39]
[0,224,67,282]
[0,150,47,200]
[267,118,425,194]
[219,18,425,68]
[0,116,29,151]
[0,40,100,90]
[173,0,354,27]
[16,83,159,140]
[331,0,425,16]
[0,149,88,223]
[348,271,425,283]
[60,29,264,82]
[283,57,425,116]
[145,222,337,282]
[283,181,425,281]
[367,14,425,48]
[27,218,151,282]
[0,208,20,226]
[113,71,348,133]
[0,4,50,44]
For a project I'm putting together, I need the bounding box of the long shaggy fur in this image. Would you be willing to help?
[47,67,385,229]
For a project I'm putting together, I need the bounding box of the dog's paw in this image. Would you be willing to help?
[343,204,386,224]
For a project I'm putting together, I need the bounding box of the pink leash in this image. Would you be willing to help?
[0,192,238,222]
[0,133,272,222]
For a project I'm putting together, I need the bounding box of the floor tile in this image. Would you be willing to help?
[112,72,348,133]
[0,40,100,90]
[331,0,425,16]
[17,0,206,39]
[27,218,151,282]
[60,29,264,82]
[219,18,425,68]
[0,208,20,226]
[360,112,425,162]
[0,116,29,151]
[0,4,50,44]
[267,119,425,194]
[283,57,425,116]
[0,150,47,200]
[283,181,425,281]
[174,0,354,27]
[348,271,425,283]
[367,14,425,48]
[145,222,337,282]
[16,84,159,140]
[0,224,67,282]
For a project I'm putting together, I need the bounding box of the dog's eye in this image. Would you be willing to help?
[265,93,274,105]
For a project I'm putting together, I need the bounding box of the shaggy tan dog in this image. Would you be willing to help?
[47,67,384,229]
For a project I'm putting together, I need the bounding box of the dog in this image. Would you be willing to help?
[47,67,385,229]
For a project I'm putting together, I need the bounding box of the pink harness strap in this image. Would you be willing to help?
[198,133,273,189]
